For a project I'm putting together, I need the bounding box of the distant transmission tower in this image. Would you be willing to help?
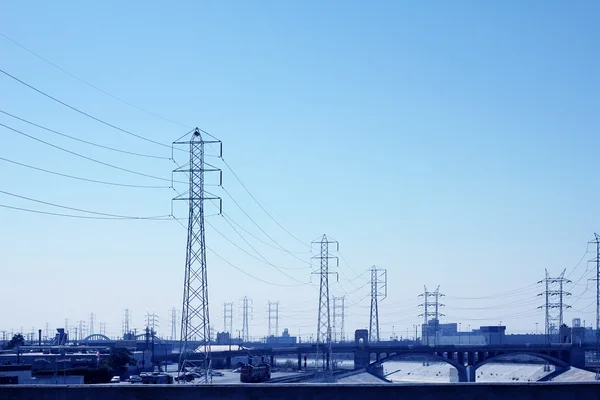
[311,234,339,371]
[538,269,571,343]
[99,323,106,336]
[240,296,252,342]
[146,312,159,332]
[77,320,87,341]
[418,286,444,346]
[44,323,49,340]
[332,296,345,343]
[369,266,387,343]
[173,128,223,384]
[170,308,178,341]
[122,309,131,336]
[223,303,233,335]
[89,313,95,335]
[268,301,280,337]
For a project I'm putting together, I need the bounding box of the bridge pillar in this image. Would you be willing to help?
[270,355,274,366]
[466,366,476,382]
[353,329,369,369]
[376,353,380,362]
[467,351,475,366]
[457,352,464,365]
[298,354,302,370]
[225,357,231,369]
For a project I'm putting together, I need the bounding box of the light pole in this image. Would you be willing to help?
[392,325,395,341]
[536,322,538,335]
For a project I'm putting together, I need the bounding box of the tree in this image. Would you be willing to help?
[102,347,137,376]
[4,334,25,349]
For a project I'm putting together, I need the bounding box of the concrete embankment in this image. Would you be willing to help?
[1,383,600,400]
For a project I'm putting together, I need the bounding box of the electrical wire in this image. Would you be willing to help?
[0,109,170,159]
[0,203,168,220]
[0,189,171,219]
[0,68,174,150]
[0,31,193,130]
[221,186,310,265]
[170,215,305,287]
[221,157,308,248]
[0,122,185,184]
[0,155,169,189]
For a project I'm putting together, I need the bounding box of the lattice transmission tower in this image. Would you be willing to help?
[222,303,233,336]
[240,296,252,342]
[89,313,95,335]
[418,286,444,346]
[311,234,338,371]
[268,301,280,337]
[173,128,223,384]
[538,269,571,343]
[122,309,131,336]
[589,234,600,342]
[332,296,345,343]
[369,266,387,343]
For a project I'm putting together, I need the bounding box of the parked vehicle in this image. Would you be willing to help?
[128,375,142,383]
[109,376,120,383]
[240,363,271,383]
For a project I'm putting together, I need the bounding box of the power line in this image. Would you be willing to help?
[221,186,310,265]
[0,189,170,219]
[0,155,169,189]
[0,203,167,220]
[0,109,169,159]
[221,157,308,248]
[0,122,183,183]
[171,215,305,287]
[0,31,192,129]
[0,68,174,150]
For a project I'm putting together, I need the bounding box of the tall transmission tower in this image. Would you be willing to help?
[332,296,345,343]
[369,266,388,343]
[99,323,106,336]
[89,313,95,335]
[418,286,445,346]
[538,269,571,343]
[240,296,252,342]
[268,301,280,337]
[173,128,223,384]
[122,309,131,336]
[311,234,339,371]
[223,303,233,335]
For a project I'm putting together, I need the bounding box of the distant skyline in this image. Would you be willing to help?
[1,0,599,340]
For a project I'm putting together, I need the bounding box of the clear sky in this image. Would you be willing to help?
[1,0,599,342]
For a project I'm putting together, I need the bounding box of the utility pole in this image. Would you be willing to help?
[311,234,339,371]
[174,128,223,384]
[369,266,387,343]
[89,313,95,335]
[333,296,345,343]
[44,323,49,341]
[123,309,131,336]
[418,286,445,346]
[223,303,233,336]
[268,301,280,337]
[240,296,252,342]
[538,269,571,344]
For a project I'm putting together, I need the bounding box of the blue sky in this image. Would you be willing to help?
[1,0,599,341]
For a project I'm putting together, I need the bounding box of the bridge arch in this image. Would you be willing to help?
[82,334,111,341]
[473,351,570,371]
[134,333,163,343]
[371,352,467,382]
